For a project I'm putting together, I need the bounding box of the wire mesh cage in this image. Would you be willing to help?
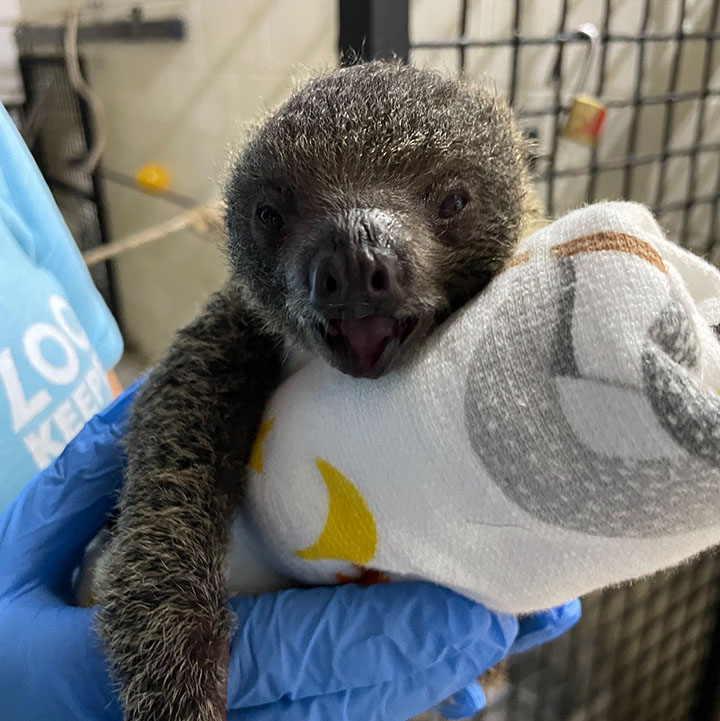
[17,54,120,325]
[408,0,720,261]
[340,1,720,719]
[483,554,720,721]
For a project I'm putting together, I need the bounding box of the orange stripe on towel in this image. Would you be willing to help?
[503,249,532,271]
[550,231,666,273]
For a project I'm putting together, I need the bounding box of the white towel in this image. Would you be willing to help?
[227,201,720,613]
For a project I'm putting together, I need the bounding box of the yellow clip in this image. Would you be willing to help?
[135,163,171,192]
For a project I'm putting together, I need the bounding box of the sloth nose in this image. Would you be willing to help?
[309,244,401,318]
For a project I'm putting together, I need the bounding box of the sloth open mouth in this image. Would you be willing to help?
[318,316,418,378]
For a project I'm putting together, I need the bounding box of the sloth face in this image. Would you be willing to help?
[225,62,530,377]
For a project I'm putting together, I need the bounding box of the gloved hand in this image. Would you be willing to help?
[0,383,580,721]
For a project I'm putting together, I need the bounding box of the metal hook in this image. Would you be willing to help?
[550,22,601,97]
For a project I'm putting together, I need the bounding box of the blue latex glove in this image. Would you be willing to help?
[0,383,580,721]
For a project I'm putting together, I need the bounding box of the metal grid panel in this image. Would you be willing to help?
[480,554,720,721]
[410,0,720,259]
[18,55,120,324]
[406,2,720,719]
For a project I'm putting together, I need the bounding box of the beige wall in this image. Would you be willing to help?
[16,0,720,363]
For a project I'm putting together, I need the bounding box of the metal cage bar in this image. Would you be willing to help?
[339,0,410,64]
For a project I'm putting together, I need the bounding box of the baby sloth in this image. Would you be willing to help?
[97,60,538,721]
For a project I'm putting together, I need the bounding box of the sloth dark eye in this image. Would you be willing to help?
[257,204,284,230]
[438,192,469,219]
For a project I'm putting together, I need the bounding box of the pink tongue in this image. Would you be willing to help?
[339,316,397,366]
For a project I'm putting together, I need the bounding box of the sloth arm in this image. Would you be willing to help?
[96,283,283,721]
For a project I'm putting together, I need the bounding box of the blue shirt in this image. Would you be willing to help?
[0,104,123,512]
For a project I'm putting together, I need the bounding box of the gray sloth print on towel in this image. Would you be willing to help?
[465,231,720,537]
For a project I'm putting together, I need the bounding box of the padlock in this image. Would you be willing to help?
[562,93,607,146]
[556,24,607,147]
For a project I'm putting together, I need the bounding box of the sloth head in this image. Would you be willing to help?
[225,61,533,378]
